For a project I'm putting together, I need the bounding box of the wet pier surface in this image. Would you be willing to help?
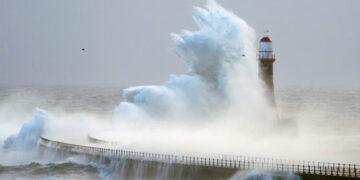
[39,136,360,180]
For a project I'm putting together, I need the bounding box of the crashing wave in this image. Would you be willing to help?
[114,1,271,123]
[1,108,48,150]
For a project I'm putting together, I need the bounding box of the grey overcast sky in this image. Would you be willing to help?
[0,0,359,88]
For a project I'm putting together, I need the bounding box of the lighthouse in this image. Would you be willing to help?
[258,34,276,106]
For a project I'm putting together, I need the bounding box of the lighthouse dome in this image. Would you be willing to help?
[260,36,272,42]
[259,35,273,52]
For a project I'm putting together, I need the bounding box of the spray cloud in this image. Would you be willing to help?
[114,1,274,126]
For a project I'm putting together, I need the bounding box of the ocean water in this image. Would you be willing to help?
[0,86,359,180]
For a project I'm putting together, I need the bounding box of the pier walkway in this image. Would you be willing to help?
[39,137,360,179]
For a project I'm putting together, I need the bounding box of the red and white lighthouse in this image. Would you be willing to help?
[258,34,276,105]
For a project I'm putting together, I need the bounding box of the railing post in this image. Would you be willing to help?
[287,162,290,172]
[313,162,315,174]
[355,164,357,177]
[297,164,300,173]
[325,165,328,176]
[252,158,255,169]
[335,163,338,176]
[303,164,305,174]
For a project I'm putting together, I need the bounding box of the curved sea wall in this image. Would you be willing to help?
[39,136,360,180]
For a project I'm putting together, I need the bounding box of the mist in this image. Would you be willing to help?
[0,0,359,179]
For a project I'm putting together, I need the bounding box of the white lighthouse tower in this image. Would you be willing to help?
[258,34,276,106]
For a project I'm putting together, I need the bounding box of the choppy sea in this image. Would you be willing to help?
[0,86,359,180]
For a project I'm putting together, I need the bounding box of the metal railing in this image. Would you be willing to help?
[258,53,275,59]
[39,137,359,178]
